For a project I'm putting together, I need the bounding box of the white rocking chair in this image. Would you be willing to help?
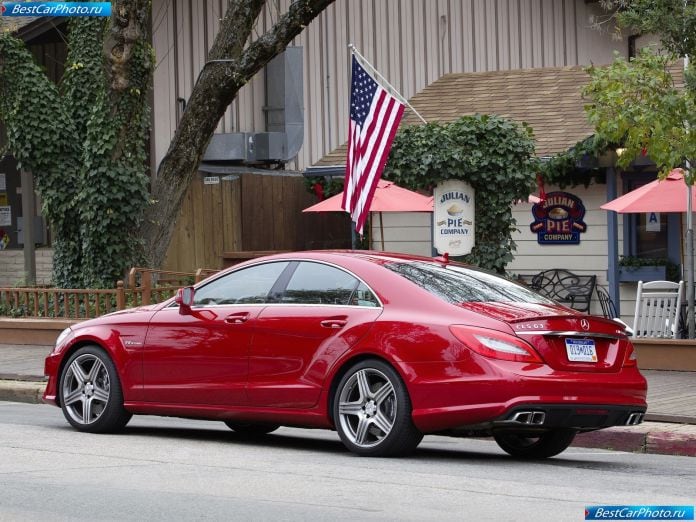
[633,280,684,339]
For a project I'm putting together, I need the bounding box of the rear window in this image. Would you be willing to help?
[385,262,554,305]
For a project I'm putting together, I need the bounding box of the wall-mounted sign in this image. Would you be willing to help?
[433,180,475,256]
[530,191,587,245]
[203,176,220,185]
[0,206,11,227]
[646,212,661,232]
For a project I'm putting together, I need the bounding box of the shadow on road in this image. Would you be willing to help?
[115,424,621,469]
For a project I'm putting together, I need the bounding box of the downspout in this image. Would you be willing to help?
[685,53,694,338]
[606,166,620,316]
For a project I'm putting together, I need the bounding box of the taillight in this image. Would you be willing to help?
[449,325,543,363]
[623,342,638,367]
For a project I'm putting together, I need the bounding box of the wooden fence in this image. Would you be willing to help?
[163,171,351,272]
[0,267,219,320]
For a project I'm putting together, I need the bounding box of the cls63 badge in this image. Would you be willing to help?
[530,191,587,245]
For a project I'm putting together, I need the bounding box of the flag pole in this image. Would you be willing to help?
[348,44,427,124]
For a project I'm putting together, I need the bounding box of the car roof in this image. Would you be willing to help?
[264,250,447,266]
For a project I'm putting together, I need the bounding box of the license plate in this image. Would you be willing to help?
[565,338,597,363]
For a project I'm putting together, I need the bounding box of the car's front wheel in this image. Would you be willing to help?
[493,429,577,459]
[333,359,423,457]
[59,345,131,433]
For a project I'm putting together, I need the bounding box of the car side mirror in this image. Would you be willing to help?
[175,286,195,315]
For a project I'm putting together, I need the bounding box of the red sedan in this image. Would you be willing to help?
[43,251,647,458]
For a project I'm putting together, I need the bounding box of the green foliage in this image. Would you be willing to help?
[0,12,152,288]
[304,176,345,200]
[382,115,538,273]
[601,0,696,63]
[539,135,610,188]
[583,49,696,184]
[619,255,681,282]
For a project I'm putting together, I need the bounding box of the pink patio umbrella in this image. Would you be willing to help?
[601,169,696,213]
[304,179,433,213]
[303,180,433,250]
[601,168,695,338]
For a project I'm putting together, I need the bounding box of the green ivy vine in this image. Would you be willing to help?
[539,135,611,189]
[382,114,538,273]
[0,6,152,288]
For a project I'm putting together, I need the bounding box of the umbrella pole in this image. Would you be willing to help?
[379,212,385,251]
[687,183,695,338]
[351,220,358,250]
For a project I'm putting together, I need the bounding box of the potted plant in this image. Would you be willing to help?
[617,256,679,282]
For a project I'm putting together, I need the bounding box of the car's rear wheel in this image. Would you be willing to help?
[493,429,577,459]
[333,359,423,457]
[224,422,280,435]
[59,345,131,433]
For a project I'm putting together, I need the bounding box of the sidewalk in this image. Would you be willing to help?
[1,344,695,457]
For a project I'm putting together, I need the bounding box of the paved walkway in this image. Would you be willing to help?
[0,344,49,380]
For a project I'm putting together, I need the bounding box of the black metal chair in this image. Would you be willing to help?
[596,286,617,319]
[529,269,597,313]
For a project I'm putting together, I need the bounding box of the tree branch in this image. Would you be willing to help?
[141,0,335,267]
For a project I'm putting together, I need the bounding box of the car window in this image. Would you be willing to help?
[193,262,289,306]
[281,262,373,305]
[385,261,555,305]
[351,282,380,307]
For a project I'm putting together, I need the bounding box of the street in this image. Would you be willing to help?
[1,402,694,522]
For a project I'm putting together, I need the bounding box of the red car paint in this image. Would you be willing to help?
[43,251,647,434]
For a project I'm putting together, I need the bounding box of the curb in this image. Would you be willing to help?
[573,424,696,457]
[0,380,45,404]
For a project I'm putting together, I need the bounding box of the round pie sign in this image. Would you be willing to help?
[433,180,475,256]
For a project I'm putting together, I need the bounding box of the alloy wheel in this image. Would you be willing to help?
[337,368,397,448]
[61,353,111,425]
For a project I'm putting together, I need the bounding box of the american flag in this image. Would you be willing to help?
[342,55,405,235]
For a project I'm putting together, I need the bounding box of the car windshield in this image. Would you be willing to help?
[385,261,555,305]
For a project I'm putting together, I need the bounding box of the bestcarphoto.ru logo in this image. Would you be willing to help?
[0,2,111,17]
[586,506,695,521]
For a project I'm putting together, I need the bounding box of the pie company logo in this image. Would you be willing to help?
[530,191,587,245]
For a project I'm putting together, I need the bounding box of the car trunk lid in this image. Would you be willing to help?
[459,302,630,372]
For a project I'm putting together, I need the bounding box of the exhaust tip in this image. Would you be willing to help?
[625,412,644,426]
[510,411,546,425]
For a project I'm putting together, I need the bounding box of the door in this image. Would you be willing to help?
[248,261,382,408]
[142,261,291,406]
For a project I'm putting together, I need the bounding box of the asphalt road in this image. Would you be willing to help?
[1,403,695,522]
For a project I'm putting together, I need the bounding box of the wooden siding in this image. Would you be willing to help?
[506,182,631,318]
[370,212,432,256]
[150,0,627,171]
[163,172,351,271]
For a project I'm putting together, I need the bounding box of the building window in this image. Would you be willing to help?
[622,173,680,265]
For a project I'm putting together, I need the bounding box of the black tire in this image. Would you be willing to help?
[59,345,131,433]
[224,422,280,435]
[332,359,423,457]
[493,429,577,459]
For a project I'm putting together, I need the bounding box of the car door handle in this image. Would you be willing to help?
[321,319,347,329]
[225,312,250,324]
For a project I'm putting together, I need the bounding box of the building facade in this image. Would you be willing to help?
[3,0,676,333]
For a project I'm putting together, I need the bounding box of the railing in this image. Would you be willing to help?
[0,267,220,320]
[0,284,126,320]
